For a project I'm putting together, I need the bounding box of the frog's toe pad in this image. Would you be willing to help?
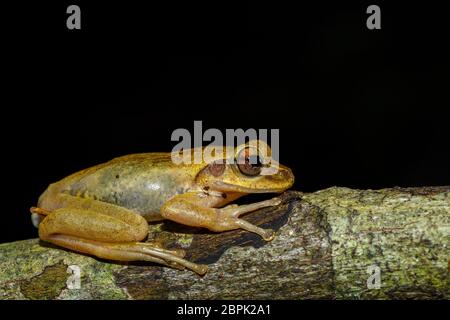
[262,229,276,241]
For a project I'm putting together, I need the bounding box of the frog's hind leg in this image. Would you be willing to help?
[44,233,205,274]
[34,203,208,275]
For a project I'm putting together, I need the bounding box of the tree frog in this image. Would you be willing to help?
[31,140,294,274]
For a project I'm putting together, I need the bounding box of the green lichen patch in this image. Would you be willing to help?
[0,239,128,300]
[303,186,450,299]
[0,282,25,300]
[20,260,68,300]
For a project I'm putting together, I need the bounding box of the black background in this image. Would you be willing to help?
[3,1,449,244]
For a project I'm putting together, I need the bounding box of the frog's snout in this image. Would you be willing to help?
[280,166,295,189]
[281,166,294,181]
[264,164,294,192]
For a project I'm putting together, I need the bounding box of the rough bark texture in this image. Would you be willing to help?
[0,187,449,300]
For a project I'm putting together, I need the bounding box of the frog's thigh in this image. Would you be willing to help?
[160,193,276,241]
[39,207,149,243]
[38,206,207,274]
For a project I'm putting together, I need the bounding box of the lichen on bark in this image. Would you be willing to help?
[0,187,448,300]
[302,187,449,299]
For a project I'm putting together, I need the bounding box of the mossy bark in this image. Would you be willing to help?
[0,187,448,300]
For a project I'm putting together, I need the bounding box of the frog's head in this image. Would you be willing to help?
[195,140,294,194]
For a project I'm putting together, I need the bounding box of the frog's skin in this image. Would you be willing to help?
[31,140,294,274]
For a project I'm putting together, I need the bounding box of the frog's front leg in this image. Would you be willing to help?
[160,193,280,240]
[31,195,208,275]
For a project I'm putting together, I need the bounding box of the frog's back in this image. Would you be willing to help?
[38,153,199,220]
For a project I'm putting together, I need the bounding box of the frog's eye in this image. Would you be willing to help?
[208,161,226,177]
[236,148,263,176]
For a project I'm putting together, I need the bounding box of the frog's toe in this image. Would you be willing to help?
[269,197,282,206]
[140,242,186,258]
[168,261,208,275]
[195,264,209,276]
[261,228,276,241]
[170,248,186,258]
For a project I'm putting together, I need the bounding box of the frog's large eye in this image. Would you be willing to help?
[236,148,263,176]
[208,161,226,177]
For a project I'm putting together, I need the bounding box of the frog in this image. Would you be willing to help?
[30,140,294,275]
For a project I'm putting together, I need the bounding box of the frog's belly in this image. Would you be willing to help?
[35,183,183,226]
[81,186,185,221]
[68,177,193,222]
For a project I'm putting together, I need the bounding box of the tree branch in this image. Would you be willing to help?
[0,187,449,299]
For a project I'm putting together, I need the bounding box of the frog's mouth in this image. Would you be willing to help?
[211,181,290,194]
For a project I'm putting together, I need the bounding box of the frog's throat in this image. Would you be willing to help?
[211,181,288,193]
